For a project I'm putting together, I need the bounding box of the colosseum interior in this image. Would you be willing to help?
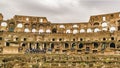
[0,12,120,68]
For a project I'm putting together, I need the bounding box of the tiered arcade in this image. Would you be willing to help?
[0,12,120,54]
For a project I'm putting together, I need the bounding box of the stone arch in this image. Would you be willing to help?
[51,43,54,49]
[80,29,85,33]
[17,23,23,28]
[52,28,57,33]
[72,43,76,47]
[102,22,107,27]
[36,42,39,49]
[22,43,26,47]
[65,43,69,48]
[9,22,15,32]
[79,43,83,48]
[32,24,36,28]
[1,22,7,27]
[87,28,92,33]
[44,43,47,49]
[109,26,116,32]
[110,43,115,48]
[94,28,100,32]
[24,23,29,28]
[93,42,98,48]
[93,22,99,26]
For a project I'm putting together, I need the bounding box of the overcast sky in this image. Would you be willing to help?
[0,0,120,23]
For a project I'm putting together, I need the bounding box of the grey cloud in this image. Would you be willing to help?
[0,0,120,23]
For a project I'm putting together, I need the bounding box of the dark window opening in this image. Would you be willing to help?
[93,50,97,53]
[22,43,26,47]
[62,50,67,52]
[44,43,46,49]
[36,43,39,49]
[9,28,14,32]
[110,43,115,48]
[101,42,106,50]
[51,43,54,49]
[111,37,114,40]
[52,38,55,41]
[32,24,36,28]
[59,38,62,41]
[65,43,69,48]
[79,43,83,48]
[93,22,99,26]
[94,42,98,48]
[24,38,26,41]
[103,38,106,41]
[118,40,120,42]
[29,43,32,49]
[111,14,114,18]
[52,28,57,33]
[77,50,82,52]
[72,43,76,47]
[73,39,75,41]
[0,37,2,40]
[16,38,18,41]
[80,38,83,41]
[86,47,90,51]
[117,20,120,23]
[6,42,10,46]
[55,49,60,51]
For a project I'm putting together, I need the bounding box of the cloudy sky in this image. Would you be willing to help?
[0,0,120,23]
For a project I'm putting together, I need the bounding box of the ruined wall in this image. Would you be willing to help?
[0,12,120,54]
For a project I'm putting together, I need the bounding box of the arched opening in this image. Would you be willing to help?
[32,24,36,28]
[73,29,78,34]
[24,28,30,32]
[110,27,116,32]
[101,42,106,50]
[24,24,29,28]
[110,43,115,48]
[102,22,107,27]
[9,23,15,32]
[94,42,98,48]
[60,25,65,28]
[32,29,36,33]
[36,43,39,49]
[72,43,76,47]
[79,43,83,48]
[22,43,26,47]
[111,37,114,40]
[46,29,51,33]
[94,28,100,32]
[103,38,106,41]
[52,28,57,33]
[17,23,23,28]
[29,43,32,50]
[51,43,54,49]
[6,42,10,46]
[73,24,78,28]
[1,22,7,27]
[87,28,92,33]
[93,22,99,26]
[39,29,44,33]
[44,43,46,49]
[66,29,71,33]
[80,29,85,33]
[65,43,69,48]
